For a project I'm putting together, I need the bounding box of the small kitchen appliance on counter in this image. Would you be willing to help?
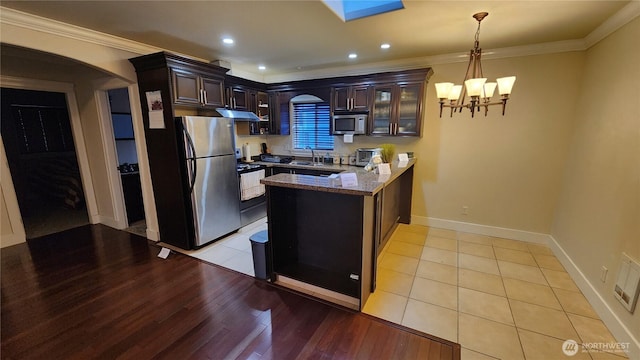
[355,148,382,166]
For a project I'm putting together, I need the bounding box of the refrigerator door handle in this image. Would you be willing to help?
[183,127,198,193]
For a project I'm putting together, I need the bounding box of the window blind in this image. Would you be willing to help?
[292,102,333,150]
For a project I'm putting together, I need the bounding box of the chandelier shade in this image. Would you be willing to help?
[435,12,516,117]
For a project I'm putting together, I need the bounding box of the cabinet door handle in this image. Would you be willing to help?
[199,89,204,105]
[203,90,208,105]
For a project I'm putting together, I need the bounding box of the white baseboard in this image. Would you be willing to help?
[548,235,640,358]
[145,228,159,241]
[96,215,122,230]
[412,216,551,244]
[0,233,26,248]
[410,215,639,357]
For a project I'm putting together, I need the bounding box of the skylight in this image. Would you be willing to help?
[322,0,404,21]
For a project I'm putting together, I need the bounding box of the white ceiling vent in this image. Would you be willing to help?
[614,253,640,313]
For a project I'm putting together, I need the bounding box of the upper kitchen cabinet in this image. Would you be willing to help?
[227,87,250,111]
[225,82,253,112]
[256,91,269,121]
[268,91,294,135]
[171,68,225,108]
[331,85,370,113]
[226,75,270,135]
[266,81,331,136]
[129,52,228,113]
[369,69,433,137]
[225,75,267,114]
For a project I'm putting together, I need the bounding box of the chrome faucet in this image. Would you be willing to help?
[305,146,316,164]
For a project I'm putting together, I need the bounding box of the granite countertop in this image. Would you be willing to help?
[260,159,416,196]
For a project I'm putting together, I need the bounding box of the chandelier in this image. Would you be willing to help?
[435,12,516,118]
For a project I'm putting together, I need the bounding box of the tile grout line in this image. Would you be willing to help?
[491,239,529,360]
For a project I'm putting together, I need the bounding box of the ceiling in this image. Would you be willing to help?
[0,1,631,80]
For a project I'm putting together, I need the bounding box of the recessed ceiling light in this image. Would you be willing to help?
[348,53,358,59]
[380,43,391,49]
[258,65,266,71]
[222,37,234,45]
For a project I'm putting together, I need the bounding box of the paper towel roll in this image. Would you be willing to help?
[243,143,251,162]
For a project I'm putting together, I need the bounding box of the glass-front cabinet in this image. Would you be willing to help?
[370,81,425,136]
[396,83,423,136]
[370,85,394,135]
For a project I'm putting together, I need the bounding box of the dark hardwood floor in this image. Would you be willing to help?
[1,224,460,359]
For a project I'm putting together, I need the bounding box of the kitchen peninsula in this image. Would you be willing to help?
[261,159,415,310]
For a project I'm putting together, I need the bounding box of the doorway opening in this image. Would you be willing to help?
[1,88,89,239]
[107,88,146,237]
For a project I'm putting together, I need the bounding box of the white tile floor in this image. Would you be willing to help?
[166,220,631,360]
[161,217,266,277]
[362,224,630,360]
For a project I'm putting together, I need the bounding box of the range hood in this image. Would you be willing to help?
[215,108,261,122]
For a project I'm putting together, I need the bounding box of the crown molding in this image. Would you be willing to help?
[584,1,640,48]
[263,39,588,83]
[2,4,638,84]
[0,6,162,56]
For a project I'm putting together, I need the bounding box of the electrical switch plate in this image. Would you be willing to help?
[614,253,640,313]
[601,266,608,282]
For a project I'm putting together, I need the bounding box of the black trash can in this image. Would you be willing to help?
[250,230,270,280]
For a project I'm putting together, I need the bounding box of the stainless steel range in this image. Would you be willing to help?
[237,163,268,226]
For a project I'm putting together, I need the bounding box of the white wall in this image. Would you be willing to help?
[270,51,585,237]
[0,45,157,243]
[552,16,639,349]
[417,52,585,235]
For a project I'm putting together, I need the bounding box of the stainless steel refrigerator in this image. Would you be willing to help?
[179,116,241,247]
[150,116,240,249]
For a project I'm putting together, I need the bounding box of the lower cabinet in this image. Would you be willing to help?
[267,187,367,300]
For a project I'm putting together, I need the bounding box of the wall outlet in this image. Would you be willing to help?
[601,266,608,283]
[462,206,469,215]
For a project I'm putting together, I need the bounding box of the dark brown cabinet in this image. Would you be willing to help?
[256,91,269,121]
[226,76,271,135]
[268,91,294,135]
[171,68,225,108]
[129,52,230,249]
[332,85,370,112]
[226,86,250,111]
[370,80,425,137]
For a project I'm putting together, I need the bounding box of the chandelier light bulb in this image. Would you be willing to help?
[448,85,463,101]
[497,76,517,95]
[435,82,454,99]
[464,78,487,97]
[483,82,497,99]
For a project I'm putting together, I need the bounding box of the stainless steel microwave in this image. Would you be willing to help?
[332,113,367,135]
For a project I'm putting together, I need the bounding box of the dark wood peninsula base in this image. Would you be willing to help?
[262,160,415,310]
